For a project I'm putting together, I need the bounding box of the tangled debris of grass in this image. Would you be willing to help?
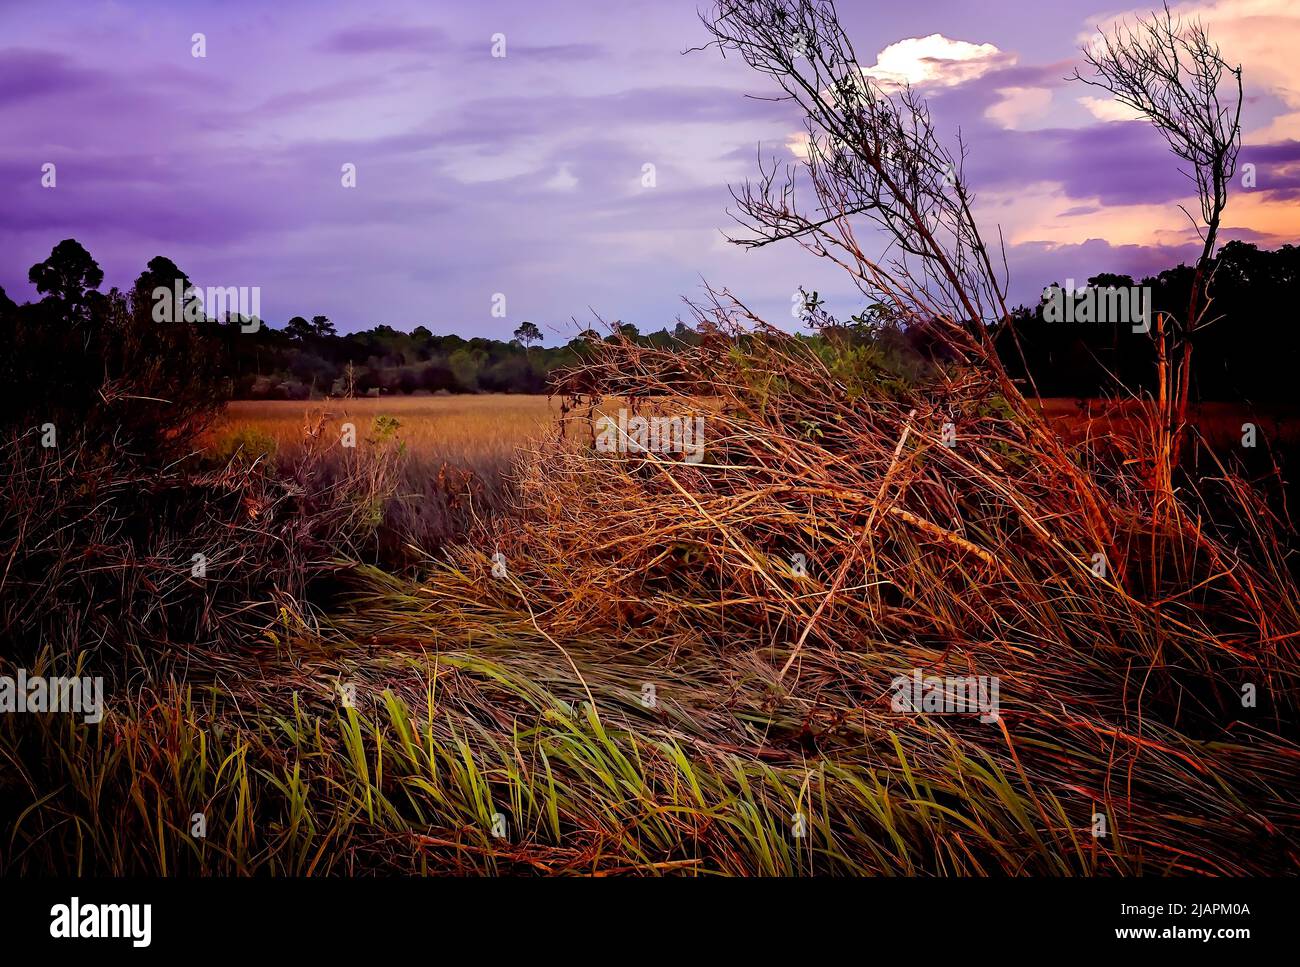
[5,319,1297,876]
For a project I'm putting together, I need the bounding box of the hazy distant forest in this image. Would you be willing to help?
[4,237,1298,406]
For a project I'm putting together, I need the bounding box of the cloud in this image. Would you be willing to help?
[502,43,604,62]
[1248,112,1300,144]
[985,86,1054,129]
[1003,237,1201,304]
[256,77,391,115]
[0,49,101,106]
[785,131,811,161]
[543,165,579,192]
[1080,0,1300,140]
[1077,95,1145,123]
[862,34,1013,91]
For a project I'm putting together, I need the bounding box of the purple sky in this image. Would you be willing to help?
[2,0,1297,340]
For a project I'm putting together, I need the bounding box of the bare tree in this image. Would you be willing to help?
[698,0,1119,557]
[1073,4,1242,475]
[696,0,1062,411]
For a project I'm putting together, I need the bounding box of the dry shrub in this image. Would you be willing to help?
[430,305,1300,873]
[0,418,404,662]
[211,397,550,553]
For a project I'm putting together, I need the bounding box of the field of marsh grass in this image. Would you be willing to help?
[212,395,560,469]
[5,329,1300,877]
[204,395,560,558]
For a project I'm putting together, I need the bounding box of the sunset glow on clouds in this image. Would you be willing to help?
[0,0,1295,335]
[1078,0,1300,139]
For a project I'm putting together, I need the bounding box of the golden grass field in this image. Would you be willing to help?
[215,394,561,468]
[210,395,571,549]
[215,394,1298,469]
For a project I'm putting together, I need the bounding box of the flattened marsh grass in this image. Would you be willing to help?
[4,341,1299,876]
[0,631,1124,876]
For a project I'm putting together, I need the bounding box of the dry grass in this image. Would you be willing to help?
[5,344,1299,877]
[217,395,1298,474]
[206,396,561,556]
[351,322,1300,875]
[214,395,559,469]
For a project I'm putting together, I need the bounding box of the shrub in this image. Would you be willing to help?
[211,425,278,470]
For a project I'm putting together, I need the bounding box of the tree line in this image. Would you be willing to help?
[994,240,1300,404]
[2,238,1297,429]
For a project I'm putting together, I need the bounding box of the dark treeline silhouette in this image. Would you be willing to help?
[994,240,1300,403]
[2,238,1297,417]
[1,239,224,462]
[222,316,701,400]
[0,240,707,409]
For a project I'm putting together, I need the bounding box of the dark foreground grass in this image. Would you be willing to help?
[0,623,1150,876]
[2,564,1292,876]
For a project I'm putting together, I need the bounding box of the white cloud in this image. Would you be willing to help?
[1078,95,1145,123]
[862,34,1012,91]
[786,130,811,161]
[986,86,1054,129]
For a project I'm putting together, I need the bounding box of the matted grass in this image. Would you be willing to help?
[5,352,1298,876]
